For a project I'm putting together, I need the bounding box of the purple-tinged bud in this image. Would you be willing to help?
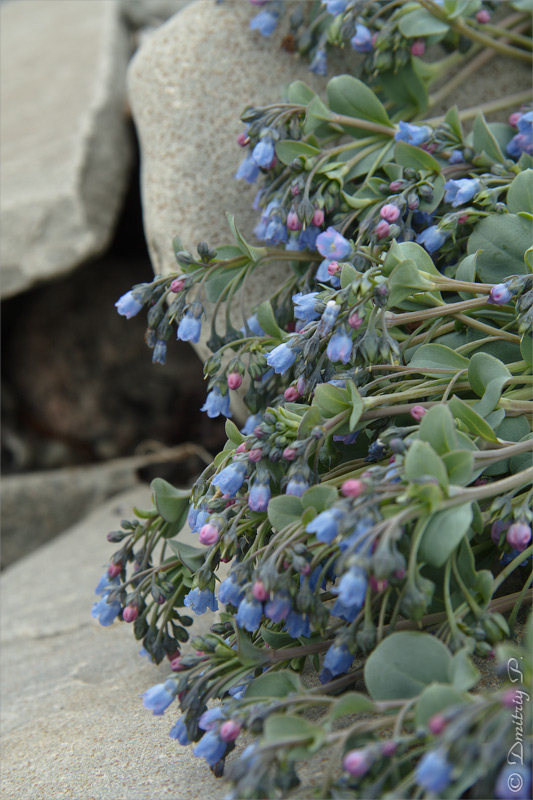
[407,193,419,210]
[341,479,364,498]
[123,605,138,623]
[389,180,403,192]
[170,278,185,293]
[491,519,509,544]
[476,9,491,23]
[248,448,263,462]
[282,447,297,461]
[108,562,122,578]
[410,405,427,421]
[380,204,401,222]
[410,38,425,56]
[428,713,447,735]
[236,443,247,454]
[284,385,300,402]
[236,131,249,147]
[370,576,388,592]
[375,220,391,239]
[343,749,371,777]
[220,720,241,742]
[171,656,186,672]
[488,283,512,305]
[312,207,325,227]
[227,372,243,390]
[506,521,532,552]
[327,260,340,275]
[509,111,522,128]
[348,310,363,329]
[382,740,398,757]
[199,523,220,546]
[252,581,269,602]
[296,376,306,395]
[287,208,302,231]
[291,183,300,196]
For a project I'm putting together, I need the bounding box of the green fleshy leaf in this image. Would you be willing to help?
[380,60,429,115]
[326,75,394,136]
[329,692,376,720]
[151,478,190,524]
[441,450,475,486]
[167,539,205,572]
[226,212,266,263]
[244,670,302,700]
[303,94,335,137]
[510,433,533,474]
[467,214,530,283]
[472,113,505,164]
[301,485,338,513]
[405,440,449,491]
[507,169,533,215]
[444,105,464,142]
[449,647,480,691]
[419,503,473,568]
[255,300,284,339]
[364,632,452,700]
[418,405,458,455]
[340,263,359,289]
[275,140,321,166]
[394,140,442,174]
[263,714,325,760]
[415,684,470,729]
[313,383,351,418]
[410,343,469,375]
[468,352,511,397]
[225,419,244,446]
[521,332,533,366]
[398,7,450,37]
[387,259,436,307]
[448,396,499,442]
[236,628,270,667]
[287,80,316,105]
[205,264,245,304]
[347,381,364,430]
[383,240,441,277]
[267,495,303,531]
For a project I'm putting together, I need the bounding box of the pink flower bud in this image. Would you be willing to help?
[348,310,363,329]
[171,656,186,671]
[410,405,427,422]
[252,580,269,602]
[284,385,300,402]
[107,562,122,578]
[300,562,311,576]
[291,183,300,197]
[312,208,325,227]
[343,749,371,777]
[236,443,248,454]
[341,479,365,498]
[227,372,243,390]
[122,605,138,623]
[282,447,297,460]
[370,576,388,593]
[380,204,400,223]
[236,131,249,147]
[476,9,491,23]
[248,448,263,462]
[199,523,220,546]
[170,278,185,293]
[382,740,398,757]
[220,720,241,742]
[506,522,532,552]
[501,688,520,708]
[296,376,306,395]
[410,38,425,56]
[428,713,447,735]
[395,567,406,580]
[389,180,403,192]
[327,260,340,275]
[287,209,302,231]
[375,220,391,239]
[509,112,522,128]
[457,214,469,225]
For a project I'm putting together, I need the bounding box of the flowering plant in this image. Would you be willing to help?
[94,2,532,797]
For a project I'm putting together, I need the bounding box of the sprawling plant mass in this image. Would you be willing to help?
[94,2,532,797]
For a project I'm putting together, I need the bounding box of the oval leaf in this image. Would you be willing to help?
[419,503,473,568]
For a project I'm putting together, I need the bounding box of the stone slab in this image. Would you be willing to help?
[0,0,133,298]
[0,485,224,799]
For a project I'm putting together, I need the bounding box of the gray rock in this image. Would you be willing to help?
[126,0,344,393]
[120,0,192,31]
[0,485,224,799]
[0,0,133,298]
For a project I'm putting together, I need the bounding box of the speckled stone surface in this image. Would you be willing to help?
[0,0,133,298]
[0,486,224,800]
